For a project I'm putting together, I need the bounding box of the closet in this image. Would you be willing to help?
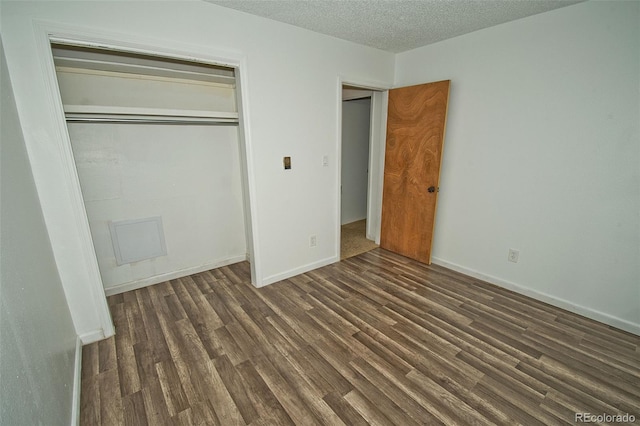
[52,44,248,295]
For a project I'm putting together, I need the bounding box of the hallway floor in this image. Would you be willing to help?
[340,219,379,260]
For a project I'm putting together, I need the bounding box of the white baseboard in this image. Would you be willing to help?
[71,336,82,426]
[261,255,338,287]
[104,255,248,296]
[79,329,105,345]
[431,257,640,336]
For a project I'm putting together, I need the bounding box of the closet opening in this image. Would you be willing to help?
[51,42,254,295]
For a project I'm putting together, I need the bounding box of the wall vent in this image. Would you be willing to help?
[109,217,167,265]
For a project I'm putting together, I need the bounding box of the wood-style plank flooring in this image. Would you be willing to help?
[81,249,640,425]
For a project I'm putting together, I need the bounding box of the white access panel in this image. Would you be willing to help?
[109,217,167,265]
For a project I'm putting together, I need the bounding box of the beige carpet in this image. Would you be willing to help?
[341,219,379,259]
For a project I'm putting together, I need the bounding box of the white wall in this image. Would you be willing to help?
[0,1,395,338]
[341,98,371,225]
[395,1,640,333]
[69,123,247,294]
[0,39,78,426]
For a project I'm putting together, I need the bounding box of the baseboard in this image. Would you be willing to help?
[79,329,105,345]
[104,255,248,296]
[71,336,82,426]
[261,255,338,287]
[431,257,640,336]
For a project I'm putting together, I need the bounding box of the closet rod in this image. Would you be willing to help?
[65,118,238,125]
[63,106,239,125]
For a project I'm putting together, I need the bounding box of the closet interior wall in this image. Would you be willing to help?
[53,44,248,295]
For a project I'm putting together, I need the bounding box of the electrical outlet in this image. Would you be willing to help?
[310,235,317,247]
[508,248,520,263]
[322,155,329,167]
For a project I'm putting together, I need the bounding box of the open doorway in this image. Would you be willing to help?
[340,85,381,259]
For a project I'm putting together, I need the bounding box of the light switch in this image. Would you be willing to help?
[283,156,291,170]
[322,155,329,167]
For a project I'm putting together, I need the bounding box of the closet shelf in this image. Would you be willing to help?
[63,105,239,125]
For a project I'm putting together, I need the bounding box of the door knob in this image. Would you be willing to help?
[427,186,436,193]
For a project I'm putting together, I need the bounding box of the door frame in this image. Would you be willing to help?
[335,77,390,259]
[33,21,260,340]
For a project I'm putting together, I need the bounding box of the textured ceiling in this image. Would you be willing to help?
[205,0,583,53]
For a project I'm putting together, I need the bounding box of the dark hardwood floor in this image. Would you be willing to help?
[81,249,640,425]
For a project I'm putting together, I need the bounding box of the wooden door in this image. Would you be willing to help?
[380,80,450,264]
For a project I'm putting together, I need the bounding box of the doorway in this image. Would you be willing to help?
[340,85,383,259]
[338,80,450,264]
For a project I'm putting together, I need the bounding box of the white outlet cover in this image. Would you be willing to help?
[508,248,520,263]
